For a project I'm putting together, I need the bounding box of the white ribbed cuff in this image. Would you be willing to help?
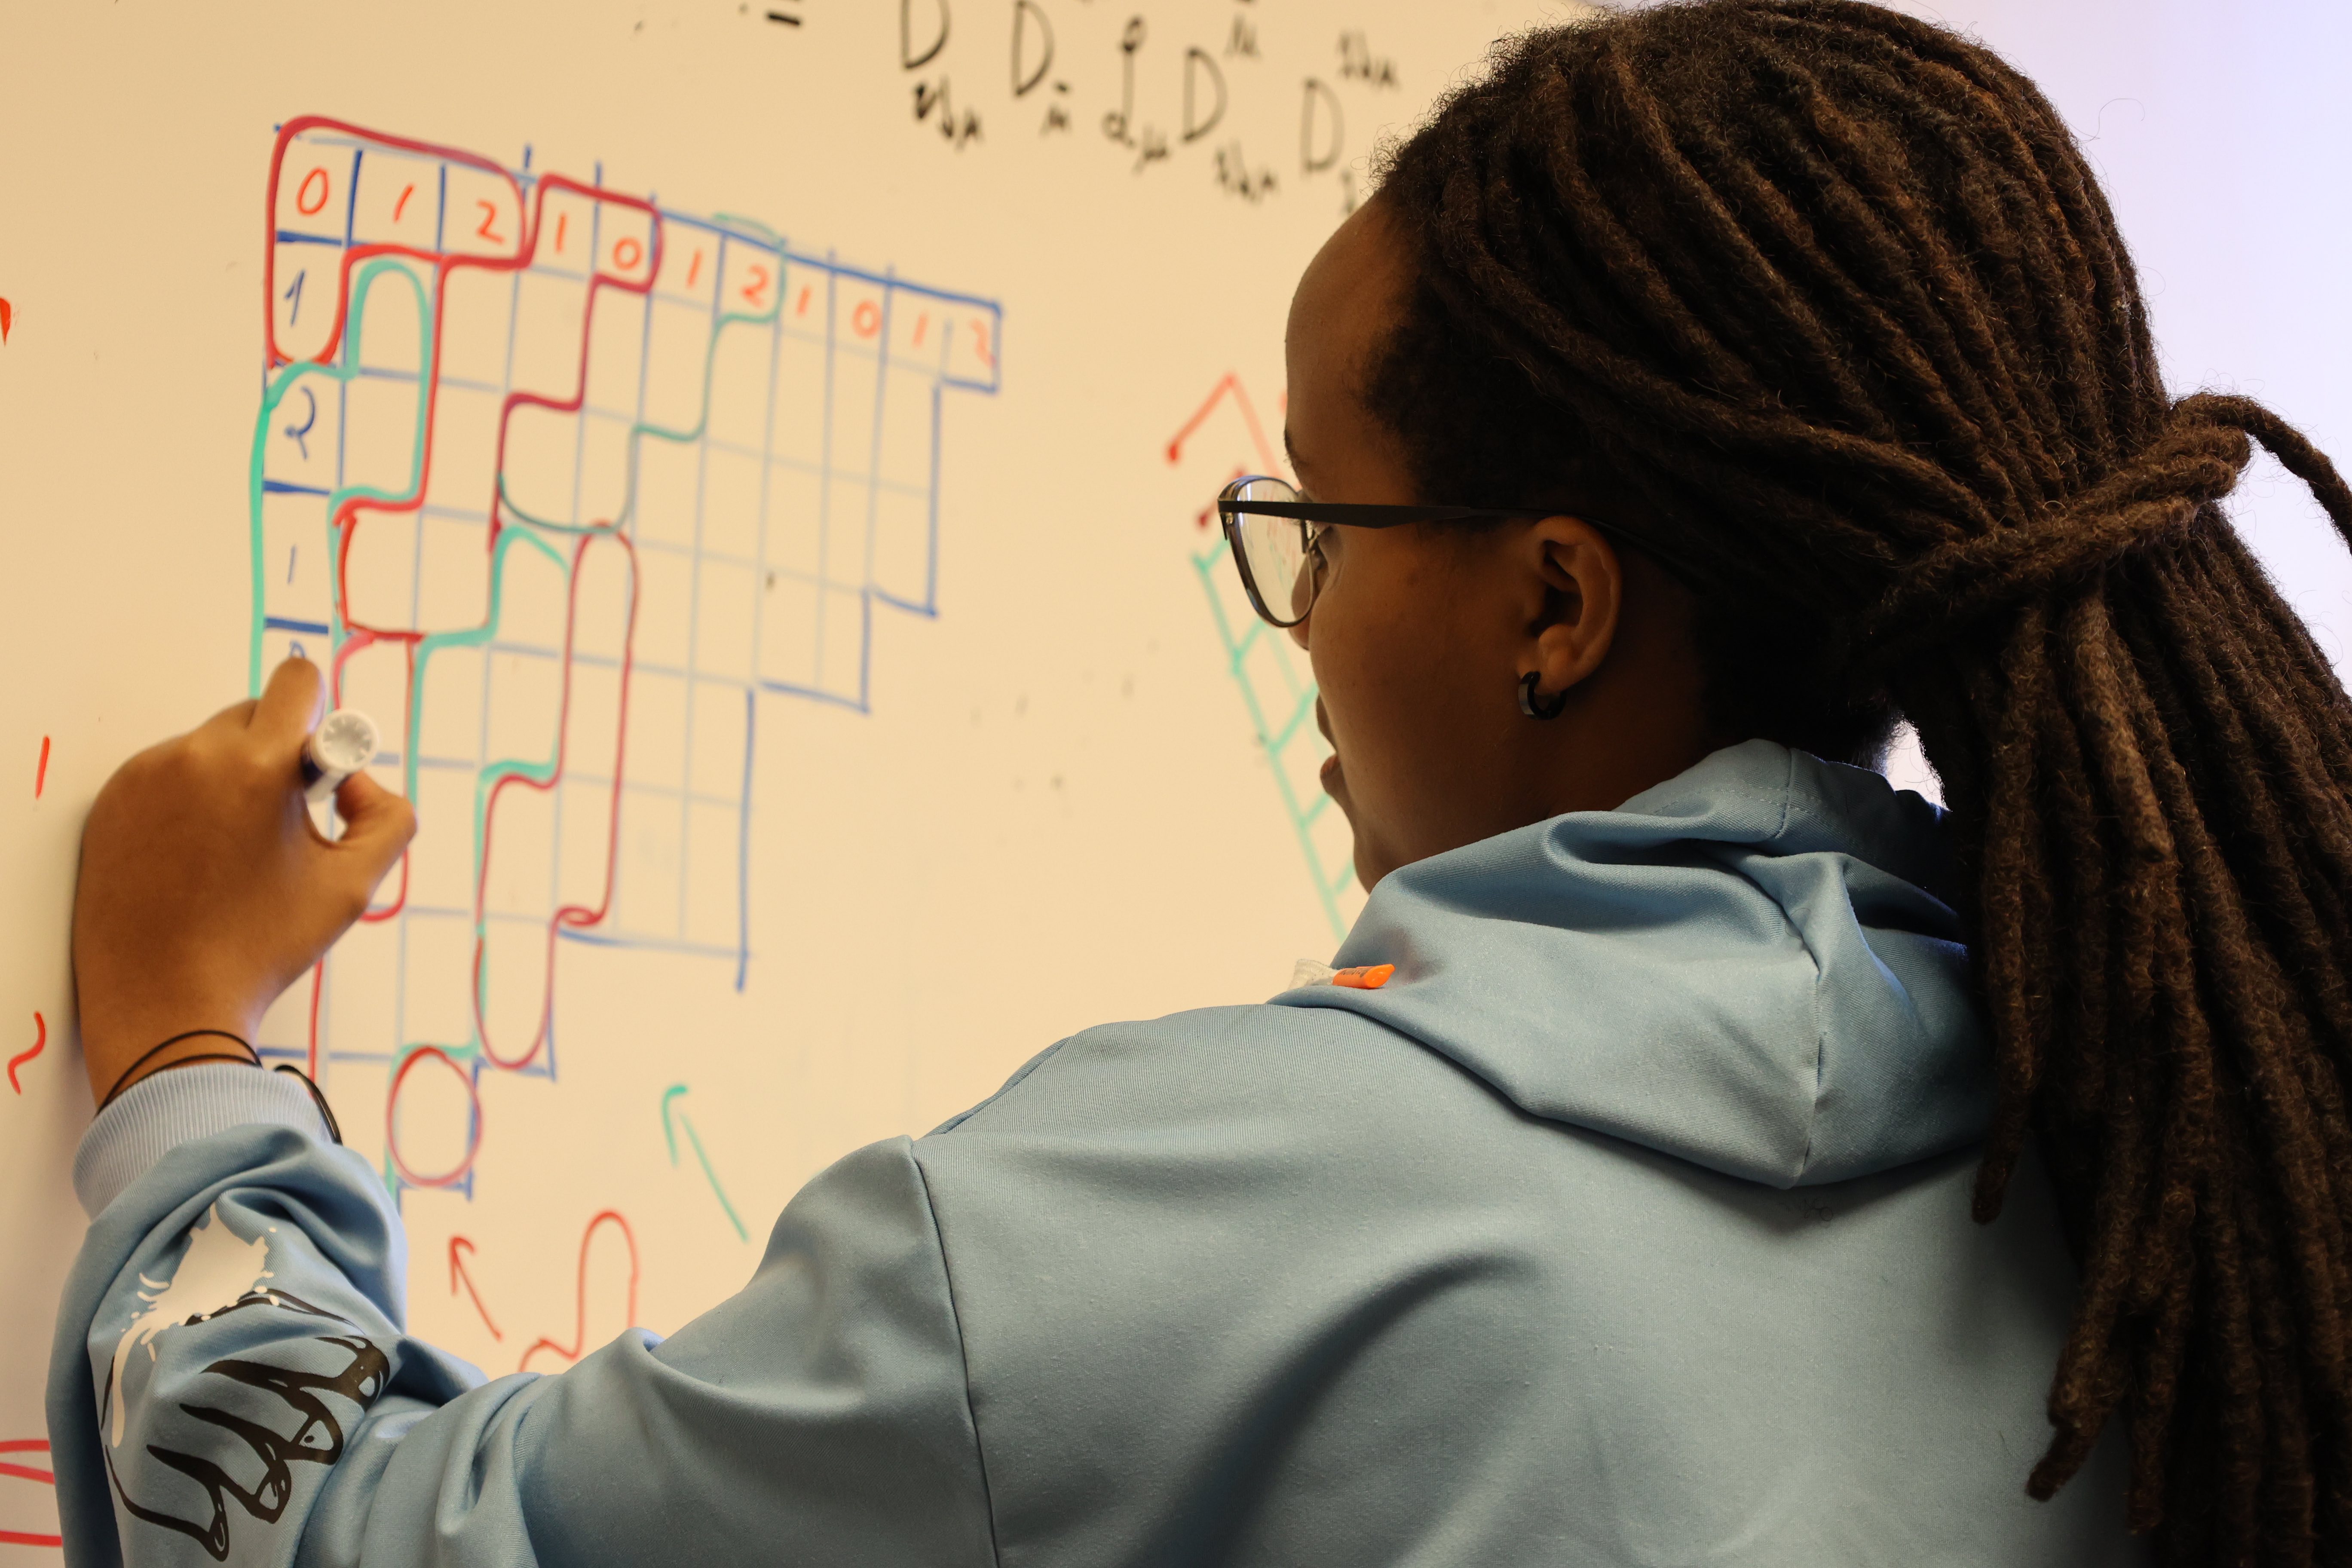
[74,1061,330,1219]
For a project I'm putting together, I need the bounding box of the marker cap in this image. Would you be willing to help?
[303,709,380,803]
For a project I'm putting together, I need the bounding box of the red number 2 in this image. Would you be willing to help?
[477,199,506,245]
[741,265,771,308]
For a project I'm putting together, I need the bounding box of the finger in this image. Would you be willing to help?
[328,771,418,890]
[196,697,261,735]
[252,657,327,750]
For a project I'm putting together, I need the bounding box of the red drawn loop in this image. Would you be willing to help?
[385,1046,482,1189]
[471,533,639,1075]
[295,166,331,216]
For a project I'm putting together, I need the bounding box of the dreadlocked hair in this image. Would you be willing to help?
[1366,3,2352,1561]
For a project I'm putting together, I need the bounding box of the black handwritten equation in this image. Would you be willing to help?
[889,0,1402,209]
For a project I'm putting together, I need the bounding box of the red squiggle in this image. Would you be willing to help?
[9,1012,44,1094]
[472,530,639,1072]
[519,1210,639,1374]
[0,1437,60,1548]
[480,178,662,541]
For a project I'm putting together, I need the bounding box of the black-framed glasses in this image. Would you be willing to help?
[1217,475,1563,629]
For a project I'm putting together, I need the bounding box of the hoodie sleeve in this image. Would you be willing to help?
[46,1067,999,1568]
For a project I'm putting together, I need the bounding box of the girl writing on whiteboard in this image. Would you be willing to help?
[51,2,2352,1562]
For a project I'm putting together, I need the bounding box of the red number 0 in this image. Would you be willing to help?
[477,199,506,245]
[741,265,771,308]
[296,167,330,216]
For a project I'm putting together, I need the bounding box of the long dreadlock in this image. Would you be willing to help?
[1366,4,2352,1561]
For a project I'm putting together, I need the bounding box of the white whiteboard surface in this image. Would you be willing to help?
[0,1,1576,1549]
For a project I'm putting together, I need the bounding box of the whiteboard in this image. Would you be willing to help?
[0,0,1581,1548]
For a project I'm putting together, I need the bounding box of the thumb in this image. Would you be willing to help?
[329,771,417,890]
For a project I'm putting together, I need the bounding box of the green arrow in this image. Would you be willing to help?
[660,1084,749,1243]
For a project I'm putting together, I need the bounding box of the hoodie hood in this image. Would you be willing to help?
[1277,739,1988,1188]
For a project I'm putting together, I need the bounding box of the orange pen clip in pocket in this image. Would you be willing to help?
[1331,963,1396,990]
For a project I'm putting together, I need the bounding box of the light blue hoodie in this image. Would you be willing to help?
[49,740,2143,1565]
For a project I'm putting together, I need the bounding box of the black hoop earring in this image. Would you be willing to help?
[1519,671,1568,721]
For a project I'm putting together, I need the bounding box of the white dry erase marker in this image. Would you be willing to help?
[301,709,380,805]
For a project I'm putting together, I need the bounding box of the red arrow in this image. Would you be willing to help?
[448,1235,503,1340]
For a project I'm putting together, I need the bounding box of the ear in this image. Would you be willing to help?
[1520,516,1624,699]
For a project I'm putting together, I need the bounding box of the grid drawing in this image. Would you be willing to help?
[247,116,1001,1199]
[1165,375,1356,942]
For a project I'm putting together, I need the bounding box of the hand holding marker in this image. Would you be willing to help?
[70,660,416,1106]
[302,708,379,806]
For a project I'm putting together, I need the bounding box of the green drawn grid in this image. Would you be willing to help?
[1191,536,1354,943]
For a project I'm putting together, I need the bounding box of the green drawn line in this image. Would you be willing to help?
[1192,539,1354,942]
[661,1084,750,1242]
[493,262,787,537]
[247,255,438,695]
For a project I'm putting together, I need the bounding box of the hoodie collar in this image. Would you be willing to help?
[1276,741,1989,1188]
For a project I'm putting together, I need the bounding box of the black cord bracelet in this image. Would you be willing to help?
[97,1030,346,1144]
[273,1064,344,1145]
[97,1030,260,1112]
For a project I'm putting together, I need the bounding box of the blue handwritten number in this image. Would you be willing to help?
[284,385,318,461]
[282,269,305,325]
